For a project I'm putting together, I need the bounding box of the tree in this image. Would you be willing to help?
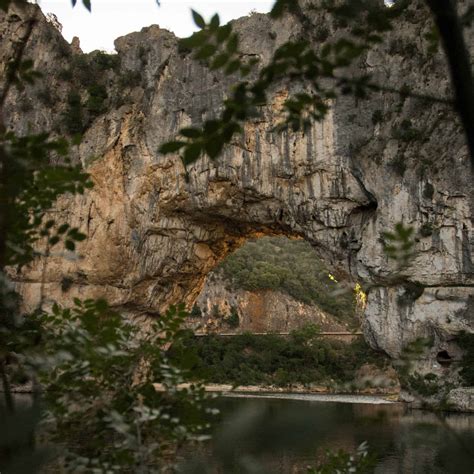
[0,2,213,472]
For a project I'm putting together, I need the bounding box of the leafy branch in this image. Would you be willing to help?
[160,1,458,167]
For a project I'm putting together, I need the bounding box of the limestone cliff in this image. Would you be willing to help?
[1,2,473,381]
[191,272,349,334]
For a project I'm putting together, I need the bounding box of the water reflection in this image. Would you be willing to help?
[180,396,474,473]
[3,394,474,473]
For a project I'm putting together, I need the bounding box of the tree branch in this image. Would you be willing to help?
[425,0,474,167]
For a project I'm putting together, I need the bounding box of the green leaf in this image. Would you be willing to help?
[49,236,60,246]
[225,60,241,75]
[195,44,217,60]
[191,10,206,29]
[210,13,220,30]
[205,139,223,159]
[270,0,289,18]
[203,120,220,134]
[72,232,86,242]
[82,0,91,11]
[183,143,202,164]
[226,34,239,54]
[180,35,202,50]
[180,128,201,139]
[0,0,12,11]
[57,224,70,234]
[217,24,232,42]
[65,240,75,251]
[159,141,186,154]
[210,53,229,70]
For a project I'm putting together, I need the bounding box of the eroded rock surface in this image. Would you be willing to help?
[192,273,349,334]
[1,3,473,370]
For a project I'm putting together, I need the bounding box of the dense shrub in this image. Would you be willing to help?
[405,372,439,397]
[216,236,357,325]
[58,68,73,81]
[91,50,120,71]
[70,51,119,88]
[86,84,108,116]
[391,119,422,142]
[63,91,84,134]
[226,306,240,328]
[168,327,386,387]
[190,304,202,318]
[119,70,143,89]
[458,331,474,386]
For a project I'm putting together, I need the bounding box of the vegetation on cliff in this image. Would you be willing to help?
[458,332,474,386]
[216,236,358,325]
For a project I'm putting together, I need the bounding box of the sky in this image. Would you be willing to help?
[35,0,274,53]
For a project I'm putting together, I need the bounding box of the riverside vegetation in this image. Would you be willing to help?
[168,326,390,389]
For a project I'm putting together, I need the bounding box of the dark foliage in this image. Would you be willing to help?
[63,91,84,134]
[168,326,386,387]
[458,331,474,386]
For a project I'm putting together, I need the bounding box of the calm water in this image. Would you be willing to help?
[3,394,474,473]
[179,394,474,473]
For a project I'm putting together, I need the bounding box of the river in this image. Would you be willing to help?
[3,393,474,473]
[178,393,474,473]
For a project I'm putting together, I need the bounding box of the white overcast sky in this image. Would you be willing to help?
[35,1,274,52]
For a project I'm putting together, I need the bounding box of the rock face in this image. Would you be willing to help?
[447,387,474,412]
[192,273,348,333]
[1,3,473,372]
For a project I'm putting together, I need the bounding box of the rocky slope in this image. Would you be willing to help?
[191,272,349,334]
[1,2,473,392]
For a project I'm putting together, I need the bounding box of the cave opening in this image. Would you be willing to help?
[436,350,453,366]
[188,234,363,336]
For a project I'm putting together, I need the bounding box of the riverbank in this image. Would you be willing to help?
[153,382,400,403]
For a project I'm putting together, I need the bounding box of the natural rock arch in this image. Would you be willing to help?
[3,4,473,361]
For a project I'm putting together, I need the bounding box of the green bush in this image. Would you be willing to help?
[406,372,439,396]
[119,70,142,89]
[226,306,240,328]
[58,68,73,81]
[86,84,108,115]
[190,303,202,318]
[391,119,422,142]
[63,91,84,134]
[92,50,120,71]
[458,331,474,386]
[391,155,407,177]
[36,87,53,106]
[168,328,387,387]
[419,222,434,237]
[315,25,330,42]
